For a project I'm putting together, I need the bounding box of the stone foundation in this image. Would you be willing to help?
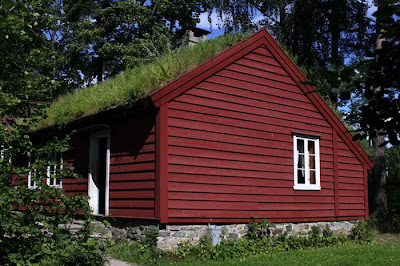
[156,220,358,250]
[65,219,359,250]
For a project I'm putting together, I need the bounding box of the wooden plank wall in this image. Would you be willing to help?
[337,135,365,218]
[63,113,157,219]
[108,114,157,219]
[63,132,90,196]
[166,45,366,223]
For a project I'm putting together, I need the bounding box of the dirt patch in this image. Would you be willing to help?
[375,233,400,243]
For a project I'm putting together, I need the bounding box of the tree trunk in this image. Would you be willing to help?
[372,134,387,214]
[371,0,387,215]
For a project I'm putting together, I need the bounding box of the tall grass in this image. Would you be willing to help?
[39,33,249,128]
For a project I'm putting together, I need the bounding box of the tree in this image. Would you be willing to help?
[0,1,103,264]
[336,0,399,214]
[205,0,370,103]
[61,0,206,88]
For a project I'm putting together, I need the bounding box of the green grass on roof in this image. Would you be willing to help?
[38,33,249,129]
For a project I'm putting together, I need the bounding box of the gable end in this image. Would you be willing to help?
[149,28,373,170]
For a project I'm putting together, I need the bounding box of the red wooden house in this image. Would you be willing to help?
[42,28,373,224]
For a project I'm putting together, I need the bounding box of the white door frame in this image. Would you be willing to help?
[88,130,110,215]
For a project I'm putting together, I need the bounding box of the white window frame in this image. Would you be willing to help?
[28,156,38,190]
[293,134,321,190]
[0,144,10,163]
[28,153,63,189]
[0,145,5,159]
[47,153,63,189]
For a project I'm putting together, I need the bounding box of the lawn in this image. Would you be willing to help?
[108,240,400,266]
[157,242,400,266]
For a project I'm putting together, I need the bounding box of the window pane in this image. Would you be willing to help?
[297,154,305,169]
[309,155,315,170]
[298,169,305,184]
[308,140,315,155]
[310,170,316,184]
[297,139,304,153]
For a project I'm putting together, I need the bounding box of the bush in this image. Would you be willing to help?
[349,221,375,243]
[108,220,375,265]
[107,240,163,265]
[171,221,349,262]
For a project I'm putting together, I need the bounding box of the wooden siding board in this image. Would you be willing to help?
[164,43,368,223]
[108,114,156,219]
[169,192,335,203]
[333,129,340,217]
[155,104,169,223]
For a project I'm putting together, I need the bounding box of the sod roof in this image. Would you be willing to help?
[38,33,249,129]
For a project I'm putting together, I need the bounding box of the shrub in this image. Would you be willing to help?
[143,228,159,248]
[246,218,273,240]
[107,240,162,265]
[349,221,375,243]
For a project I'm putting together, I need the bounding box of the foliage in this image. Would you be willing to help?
[160,242,400,266]
[108,220,375,265]
[39,32,249,128]
[61,0,206,88]
[205,0,371,104]
[336,2,400,145]
[143,228,159,248]
[0,1,104,264]
[371,211,400,233]
[170,221,368,261]
[349,221,375,243]
[107,239,163,265]
[246,218,273,240]
[387,145,400,211]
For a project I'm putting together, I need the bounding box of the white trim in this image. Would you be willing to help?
[293,135,321,191]
[47,153,63,189]
[28,155,37,190]
[88,130,110,216]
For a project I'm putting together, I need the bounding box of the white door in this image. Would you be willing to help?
[88,130,110,215]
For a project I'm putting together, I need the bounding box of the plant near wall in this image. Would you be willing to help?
[0,1,104,264]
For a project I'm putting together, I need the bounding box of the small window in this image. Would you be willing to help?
[47,153,63,189]
[0,145,5,159]
[293,134,320,190]
[28,169,38,189]
[28,153,63,189]
[0,144,10,163]
[28,154,37,189]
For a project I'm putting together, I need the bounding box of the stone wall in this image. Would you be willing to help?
[71,219,359,250]
[156,220,358,250]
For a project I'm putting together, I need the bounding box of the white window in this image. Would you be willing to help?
[28,153,63,189]
[28,154,37,189]
[0,145,10,163]
[28,169,38,189]
[0,145,5,159]
[293,134,320,190]
[46,153,63,189]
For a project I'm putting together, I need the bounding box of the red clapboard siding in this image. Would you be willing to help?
[169,192,335,203]
[169,200,334,211]
[62,132,90,195]
[169,209,336,219]
[166,45,368,223]
[108,114,156,219]
[337,132,365,216]
[109,208,155,219]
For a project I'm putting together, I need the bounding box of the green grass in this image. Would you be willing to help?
[108,242,400,266]
[157,242,400,265]
[39,33,249,129]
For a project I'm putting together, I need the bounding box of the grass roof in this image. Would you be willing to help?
[38,33,249,129]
